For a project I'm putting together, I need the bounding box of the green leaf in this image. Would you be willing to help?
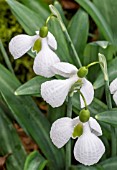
[6,0,45,35]
[0,64,64,170]
[68,8,89,62]
[48,17,73,64]
[75,0,113,42]
[48,104,66,123]
[0,107,26,170]
[95,109,117,127]
[15,76,51,96]
[54,1,68,26]
[94,0,117,45]
[70,165,100,170]
[0,39,14,74]
[100,157,117,170]
[19,0,49,20]
[24,151,48,170]
[93,57,117,89]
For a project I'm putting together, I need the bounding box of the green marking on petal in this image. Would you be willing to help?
[32,38,42,53]
[72,123,83,138]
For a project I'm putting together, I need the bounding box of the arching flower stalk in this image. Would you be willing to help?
[41,62,94,108]
[50,116,105,166]
[9,27,60,78]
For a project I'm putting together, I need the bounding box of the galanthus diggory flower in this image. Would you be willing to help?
[109,78,117,105]
[41,62,94,108]
[50,116,105,166]
[9,29,60,78]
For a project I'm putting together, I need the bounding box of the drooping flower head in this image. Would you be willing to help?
[50,116,105,166]
[41,62,94,108]
[109,78,117,105]
[9,27,60,78]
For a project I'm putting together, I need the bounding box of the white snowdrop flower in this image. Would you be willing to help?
[41,62,94,108]
[9,29,60,78]
[50,116,105,166]
[109,78,117,105]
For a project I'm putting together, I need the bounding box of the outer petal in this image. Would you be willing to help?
[80,79,94,108]
[113,91,117,105]
[74,123,105,166]
[33,38,60,78]
[41,76,78,107]
[89,117,102,136]
[50,117,73,148]
[9,34,38,59]
[109,78,117,94]
[47,32,57,50]
[51,62,78,78]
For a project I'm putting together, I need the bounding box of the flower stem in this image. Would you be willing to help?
[49,5,82,68]
[105,80,116,156]
[65,95,72,170]
[78,90,88,110]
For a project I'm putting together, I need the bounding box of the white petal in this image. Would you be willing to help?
[113,91,117,105]
[33,38,60,77]
[41,76,78,107]
[80,79,94,108]
[9,34,38,59]
[109,78,117,94]
[72,116,80,127]
[47,32,57,50]
[89,117,102,136]
[51,62,78,78]
[74,123,105,166]
[50,117,73,148]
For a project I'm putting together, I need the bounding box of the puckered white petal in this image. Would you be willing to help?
[72,116,80,127]
[89,117,102,136]
[50,117,74,148]
[113,91,117,105]
[51,62,78,78]
[33,38,60,78]
[9,34,38,59]
[74,123,105,166]
[80,79,94,108]
[41,75,78,107]
[109,78,117,94]
[47,32,57,50]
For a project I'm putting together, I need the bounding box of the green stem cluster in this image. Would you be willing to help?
[105,80,116,157]
[65,95,72,170]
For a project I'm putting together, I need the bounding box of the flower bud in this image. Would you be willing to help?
[32,38,42,53]
[79,109,90,123]
[72,123,83,138]
[77,66,88,78]
[39,26,48,38]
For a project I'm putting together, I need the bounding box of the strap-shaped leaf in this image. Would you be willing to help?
[24,151,48,170]
[68,8,89,62]
[75,0,113,42]
[0,64,64,170]
[93,58,117,89]
[0,107,26,170]
[96,109,117,127]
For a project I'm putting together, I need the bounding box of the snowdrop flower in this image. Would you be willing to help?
[110,78,117,105]
[50,116,105,166]
[41,62,94,108]
[9,27,60,77]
